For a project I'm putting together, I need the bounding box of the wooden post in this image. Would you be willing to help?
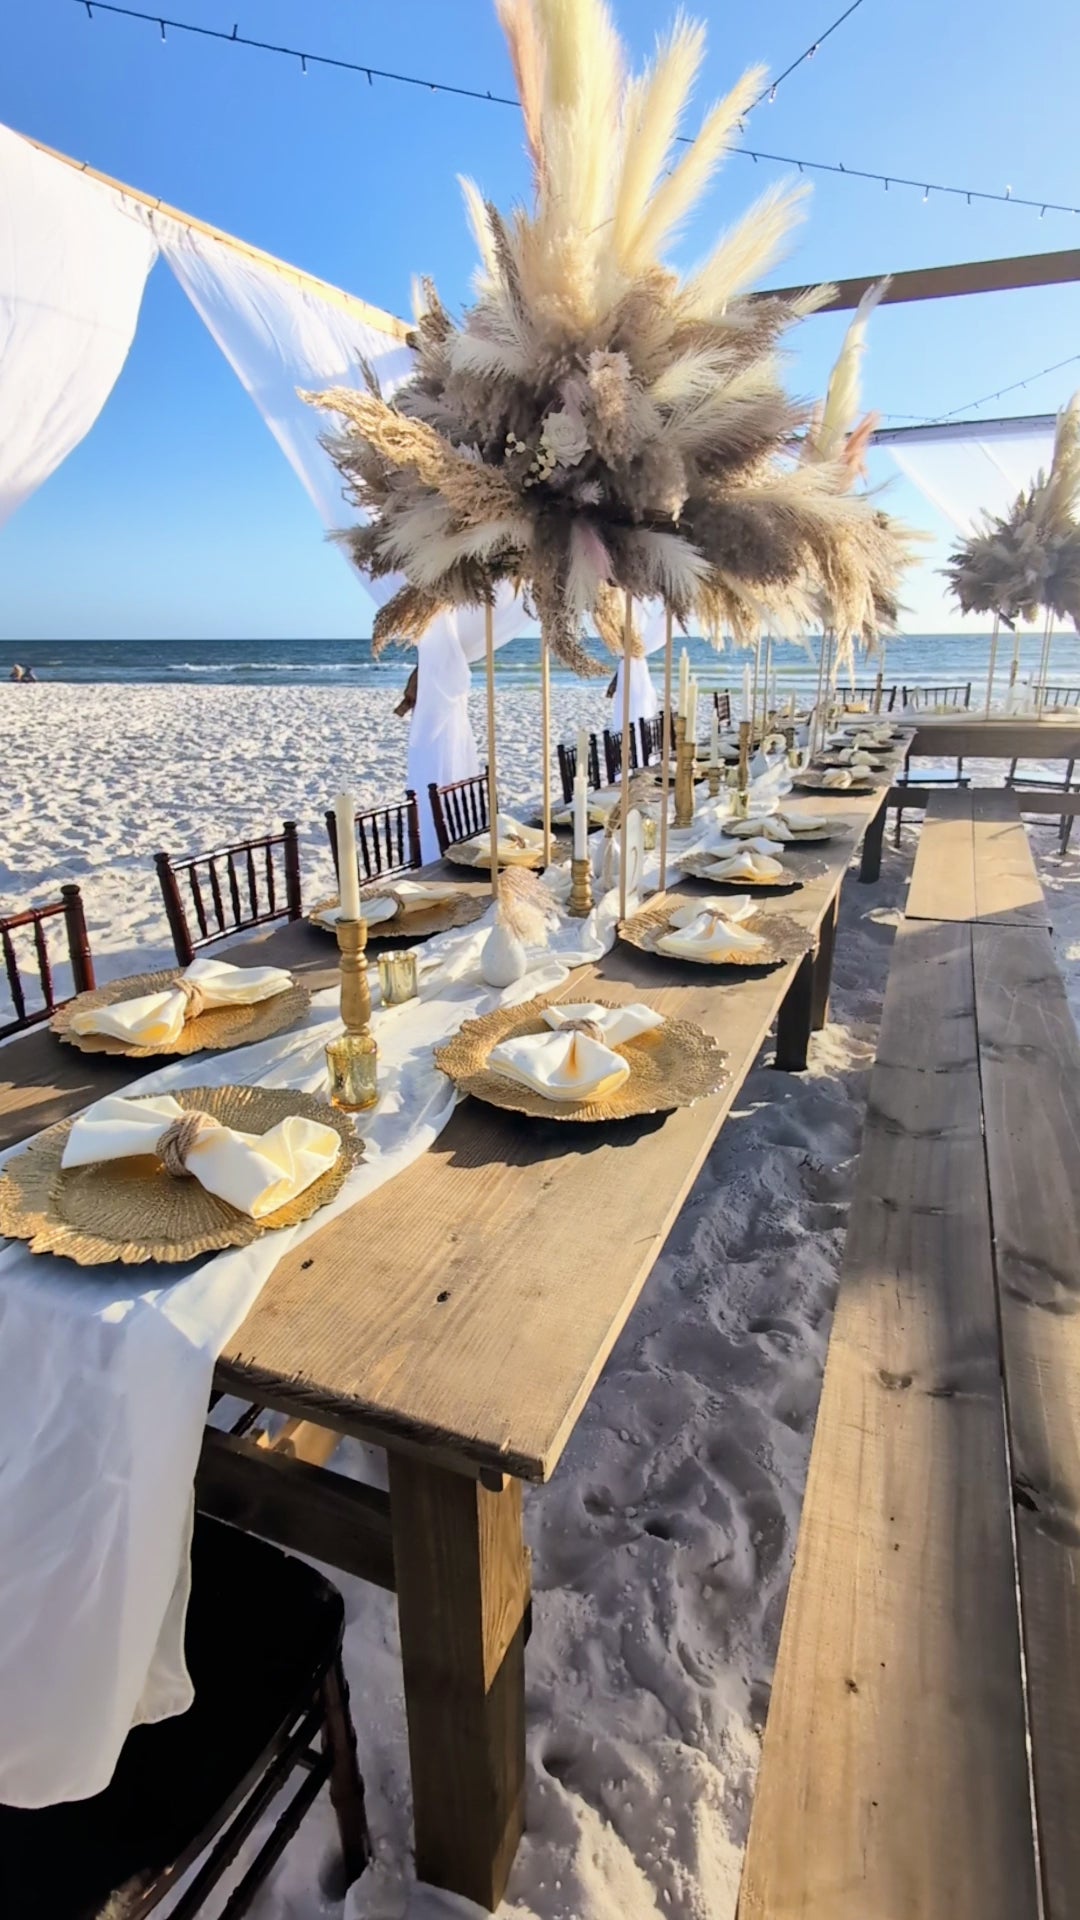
[985,611,1001,719]
[388,1454,530,1911]
[750,631,763,749]
[1036,608,1054,715]
[485,602,499,898]
[540,629,552,868]
[762,634,774,737]
[811,629,829,757]
[61,884,95,993]
[1009,625,1022,691]
[619,590,633,922]
[659,606,673,892]
[774,949,815,1071]
[873,666,884,714]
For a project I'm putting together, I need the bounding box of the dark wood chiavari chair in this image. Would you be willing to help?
[602,725,641,786]
[712,690,733,726]
[637,712,678,767]
[901,683,972,711]
[1036,684,1080,710]
[838,683,898,712]
[0,1516,369,1920]
[428,773,490,855]
[324,794,422,889]
[555,735,602,805]
[155,823,303,968]
[0,884,95,1040]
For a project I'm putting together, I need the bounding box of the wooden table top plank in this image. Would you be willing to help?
[974,922,1080,1920]
[739,916,1040,1920]
[217,792,886,1479]
[905,789,978,922]
[910,718,1080,761]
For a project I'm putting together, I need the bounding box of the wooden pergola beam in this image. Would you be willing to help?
[762,249,1080,313]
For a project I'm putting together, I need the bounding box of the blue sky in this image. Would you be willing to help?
[2,0,1079,638]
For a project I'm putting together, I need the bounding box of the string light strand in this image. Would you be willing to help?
[882,352,1080,426]
[70,0,1080,218]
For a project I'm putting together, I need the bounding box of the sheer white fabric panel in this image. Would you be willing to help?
[887,427,1055,533]
[0,125,158,529]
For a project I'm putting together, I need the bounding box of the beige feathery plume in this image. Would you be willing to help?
[681,180,808,319]
[814,277,891,461]
[371,584,449,653]
[612,15,706,265]
[458,176,499,285]
[497,867,559,942]
[495,0,546,185]
[625,64,765,270]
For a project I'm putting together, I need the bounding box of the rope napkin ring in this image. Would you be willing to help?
[557,1017,606,1044]
[177,976,207,1022]
[156,1109,218,1178]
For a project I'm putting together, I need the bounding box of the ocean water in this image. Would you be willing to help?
[1,632,1078,700]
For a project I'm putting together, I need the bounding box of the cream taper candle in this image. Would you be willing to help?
[709,705,720,768]
[742,664,752,722]
[678,647,690,717]
[577,728,589,777]
[572,772,588,859]
[334,792,362,921]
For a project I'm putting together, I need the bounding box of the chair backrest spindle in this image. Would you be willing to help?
[155,824,303,967]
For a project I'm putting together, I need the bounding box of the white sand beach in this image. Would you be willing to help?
[4,680,1080,1920]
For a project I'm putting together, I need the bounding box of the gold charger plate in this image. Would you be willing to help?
[51,972,311,1059]
[815,753,891,773]
[722,819,834,847]
[309,891,486,941]
[434,995,728,1123]
[618,900,812,971]
[445,838,549,872]
[0,1085,363,1266]
[792,772,876,795]
[675,850,804,894]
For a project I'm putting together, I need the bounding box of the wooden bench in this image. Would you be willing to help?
[739,789,1080,1919]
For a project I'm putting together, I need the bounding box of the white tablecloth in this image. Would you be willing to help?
[0,891,619,1806]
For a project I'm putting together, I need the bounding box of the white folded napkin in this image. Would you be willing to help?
[832,746,880,769]
[817,768,855,787]
[703,848,785,882]
[61,1092,341,1220]
[487,1024,630,1102]
[466,813,545,859]
[656,910,769,963]
[318,894,399,928]
[776,810,828,835]
[69,957,294,1049]
[725,815,791,843]
[668,893,755,924]
[386,879,461,909]
[543,1001,664,1046]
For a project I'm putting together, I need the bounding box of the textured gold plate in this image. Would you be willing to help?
[0,1085,363,1266]
[309,891,486,941]
[792,772,876,794]
[618,900,812,971]
[675,850,804,893]
[434,995,728,1122]
[51,972,311,1059]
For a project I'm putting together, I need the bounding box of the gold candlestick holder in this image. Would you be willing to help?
[674,714,696,828]
[568,854,594,917]
[325,917,378,1112]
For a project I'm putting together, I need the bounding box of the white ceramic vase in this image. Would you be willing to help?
[480,917,528,987]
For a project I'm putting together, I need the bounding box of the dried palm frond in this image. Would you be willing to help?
[944,393,1080,628]
[811,279,891,463]
[306,0,908,667]
[497,867,559,941]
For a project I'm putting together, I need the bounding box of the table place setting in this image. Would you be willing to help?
[446,812,552,871]
[719,809,833,846]
[618,894,812,971]
[434,994,728,1122]
[309,875,485,943]
[676,845,801,891]
[51,955,309,1058]
[793,765,877,792]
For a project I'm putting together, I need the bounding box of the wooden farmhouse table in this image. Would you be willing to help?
[0,775,895,1909]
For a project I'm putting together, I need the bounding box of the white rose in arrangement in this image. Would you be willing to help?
[540,408,590,470]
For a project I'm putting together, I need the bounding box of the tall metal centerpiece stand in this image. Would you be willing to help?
[659,606,673,891]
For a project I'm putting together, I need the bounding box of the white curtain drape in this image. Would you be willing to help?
[0,125,158,530]
[878,418,1056,534]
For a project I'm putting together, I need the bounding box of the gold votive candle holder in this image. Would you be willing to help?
[377,948,418,1006]
[707,765,722,798]
[568,854,593,917]
[326,1030,379,1113]
[732,787,751,820]
[642,814,657,852]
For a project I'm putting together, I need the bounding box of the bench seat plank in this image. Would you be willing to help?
[975,922,1080,1919]
[738,917,1039,1920]
[905,790,1047,927]
[904,790,976,921]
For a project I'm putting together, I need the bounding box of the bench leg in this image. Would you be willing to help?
[858,795,887,882]
[775,950,814,1071]
[811,895,839,1032]
[389,1454,530,1911]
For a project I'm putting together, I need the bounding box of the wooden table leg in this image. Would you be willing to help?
[811,894,839,1032]
[859,793,888,882]
[388,1454,530,1911]
[775,949,814,1071]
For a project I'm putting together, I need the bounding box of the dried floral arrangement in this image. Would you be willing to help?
[304,0,910,673]
[943,394,1080,630]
